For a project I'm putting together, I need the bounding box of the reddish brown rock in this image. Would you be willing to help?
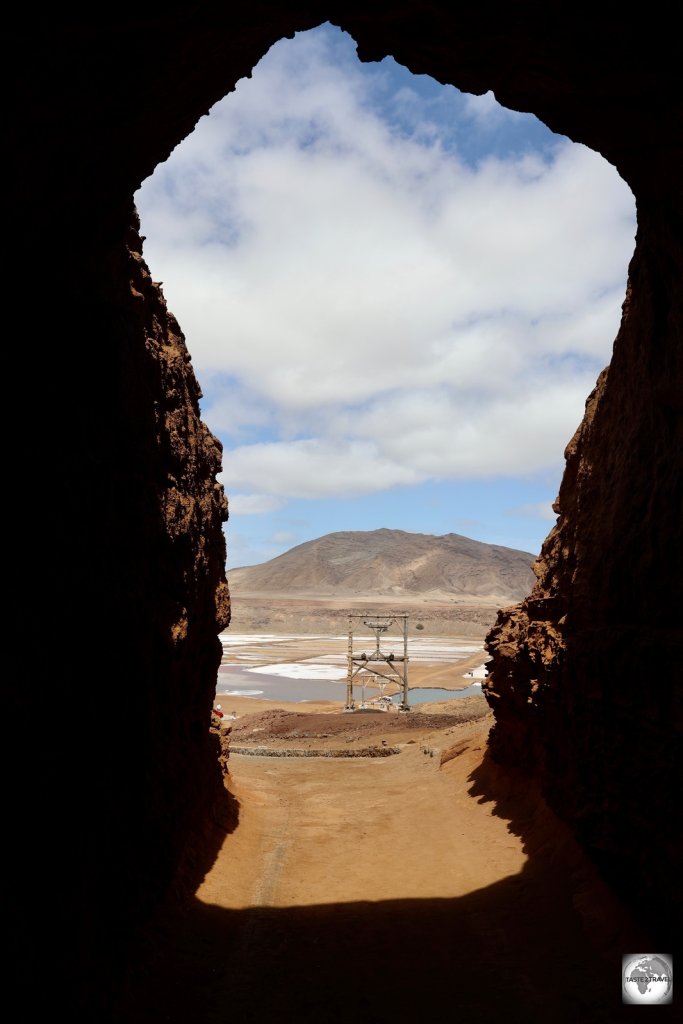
[485,226,683,937]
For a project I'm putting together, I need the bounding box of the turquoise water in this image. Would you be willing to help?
[216,666,484,704]
[392,684,483,704]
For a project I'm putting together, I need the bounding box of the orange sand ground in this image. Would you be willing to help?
[120,695,650,1024]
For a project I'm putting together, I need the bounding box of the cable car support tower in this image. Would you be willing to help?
[345,613,410,713]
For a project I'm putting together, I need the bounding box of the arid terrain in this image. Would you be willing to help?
[228,529,537,601]
[227,529,536,636]
[227,594,503,637]
[119,633,649,1023]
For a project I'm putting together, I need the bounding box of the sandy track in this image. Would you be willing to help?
[121,715,647,1023]
[208,724,517,908]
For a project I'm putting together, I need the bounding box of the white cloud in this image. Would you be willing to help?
[330,378,597,479]
[461,89,523,124]
[227,493,286,515]
[507,501,557,521]
[220,439,420,498]
[270,530,300,545]
[136,26,636,504]
[224,529,275,569]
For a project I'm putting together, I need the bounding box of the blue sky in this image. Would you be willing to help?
[135,23,636,567]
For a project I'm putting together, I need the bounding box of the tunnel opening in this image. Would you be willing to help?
[8,8,680,1018]
[133,13,677,983]
[120,21,657,1015]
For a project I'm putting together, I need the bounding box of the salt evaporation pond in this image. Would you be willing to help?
[217,666,347,702]
[216,666,483,705]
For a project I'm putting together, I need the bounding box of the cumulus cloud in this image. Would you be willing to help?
[507,501,558,521]
[136,24,636,509]
[227,493,287,515]
[270,530,300,545]
[461,89,523,124]
[220,439,420,498]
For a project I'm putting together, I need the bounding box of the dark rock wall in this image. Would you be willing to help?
[484,207,683,940]
[6,2,681,1011]
[9,199,233,1011]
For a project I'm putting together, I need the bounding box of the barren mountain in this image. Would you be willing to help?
[228,529,536,604]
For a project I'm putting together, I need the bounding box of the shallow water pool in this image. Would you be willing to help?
[216,666,483,705]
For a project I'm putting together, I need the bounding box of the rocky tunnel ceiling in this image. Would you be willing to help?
[8,3,681,1016]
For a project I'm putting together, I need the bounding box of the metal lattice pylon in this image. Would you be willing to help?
[345,613,410,712]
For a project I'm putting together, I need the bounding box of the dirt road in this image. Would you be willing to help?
[121,710,647,1023]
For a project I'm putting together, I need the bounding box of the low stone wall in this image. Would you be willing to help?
[230,745,401,758]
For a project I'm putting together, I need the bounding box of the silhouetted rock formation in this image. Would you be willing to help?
[7,3,681,1015]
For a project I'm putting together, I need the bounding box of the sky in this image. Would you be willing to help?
[135,23,636,568]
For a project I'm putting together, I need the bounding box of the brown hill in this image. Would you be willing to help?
[228,529,536,604]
